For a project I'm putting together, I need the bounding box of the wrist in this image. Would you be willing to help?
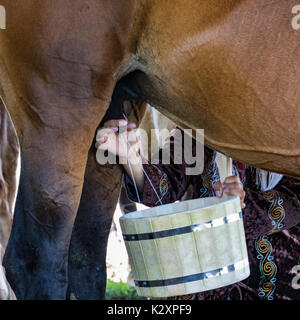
[122,153,145,193]
[127,151,142,166]
[119,150,142,166]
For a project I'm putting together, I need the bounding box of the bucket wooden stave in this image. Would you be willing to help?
[120,195,250,298]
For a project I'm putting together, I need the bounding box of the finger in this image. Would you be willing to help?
[98,126,118,133]
[224,189,246,207]
[213,181,223,198]
[96,140,109,151]
[241,190,246,202]
[223,187,243,196]
[223,182,242,191]
[103,119,128,128]
[98,136,108,145]
[224,176,242,184]
[107,126,119,132]
[224,189,246,208]
[95,136,108,148]
[96,127,116,141]
[127,122,137,129]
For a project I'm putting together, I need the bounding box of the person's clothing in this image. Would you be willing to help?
[125,129,300,300]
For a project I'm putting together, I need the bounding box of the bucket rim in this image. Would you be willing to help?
[120,195,240,221]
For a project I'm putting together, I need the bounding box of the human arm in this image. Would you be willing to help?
[96,123,198,206]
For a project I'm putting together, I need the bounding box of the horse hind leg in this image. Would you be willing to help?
[67,99,146,300]
[67,142,123,300]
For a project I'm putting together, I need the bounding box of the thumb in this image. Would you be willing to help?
[214,181,223,198]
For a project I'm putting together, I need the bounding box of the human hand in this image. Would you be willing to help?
[95,119,139,163]
[214,176,246,209]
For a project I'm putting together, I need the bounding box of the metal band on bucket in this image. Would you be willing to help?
[123,211,243,241]
[134,258,249,288]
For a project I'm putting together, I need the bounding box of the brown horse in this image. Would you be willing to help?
[0,0,299,299]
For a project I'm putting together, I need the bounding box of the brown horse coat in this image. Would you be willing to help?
[0,0,298,299]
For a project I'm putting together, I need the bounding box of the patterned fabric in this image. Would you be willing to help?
[159,173,168,199]
[199,161,214,198]
[124,134,300,300]
[254,190,287,300]
[263,190,286,234]
[255,236,277,300]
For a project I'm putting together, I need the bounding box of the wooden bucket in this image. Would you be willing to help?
[120,195,250,297]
